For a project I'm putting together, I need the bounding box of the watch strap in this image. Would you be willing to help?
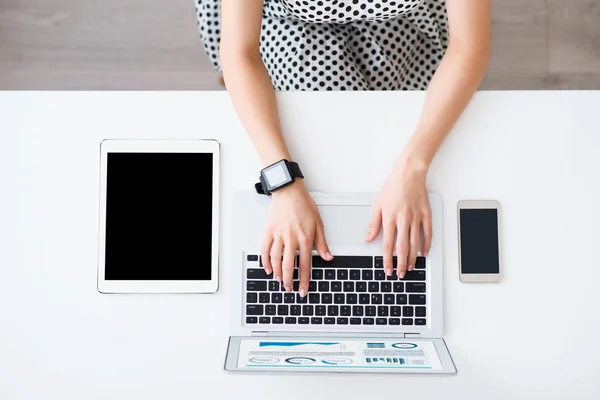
[288,161,304,179]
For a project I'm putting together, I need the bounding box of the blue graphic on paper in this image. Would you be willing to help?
[285,357,316,365]
[249,357,279,364]
[366,343,385,348]
[322,358,353,365]
[392,342,418,349]
[259,342,339,347]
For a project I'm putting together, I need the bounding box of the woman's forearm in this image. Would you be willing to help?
[401,43,491,172]
[221,54,291,167]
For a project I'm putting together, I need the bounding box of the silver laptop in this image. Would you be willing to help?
[225,190,456,374]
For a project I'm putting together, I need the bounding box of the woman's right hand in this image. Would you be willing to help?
[260,180,333,297]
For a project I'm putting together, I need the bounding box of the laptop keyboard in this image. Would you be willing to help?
[244,255,427,327]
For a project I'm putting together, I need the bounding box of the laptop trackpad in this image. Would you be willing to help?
[318,205,372,247]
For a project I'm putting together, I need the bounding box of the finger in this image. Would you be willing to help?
[365,203,382,242]
[396,216,410,279]
[282,238,297,292]
[382,217,396,276]
[298,238,312,297]
[260,234,274,275]
[421,207,433,258]
[407,221,420,272]
[271,238,284,284]
[314,224,333,261]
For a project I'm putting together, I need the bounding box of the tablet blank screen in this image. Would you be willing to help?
[104,152,213,280]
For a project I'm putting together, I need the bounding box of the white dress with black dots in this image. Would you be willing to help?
[195,0,449,90]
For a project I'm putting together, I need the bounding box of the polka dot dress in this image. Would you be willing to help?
[195,0,449,90]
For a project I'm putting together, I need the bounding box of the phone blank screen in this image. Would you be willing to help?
[459,209,500,274]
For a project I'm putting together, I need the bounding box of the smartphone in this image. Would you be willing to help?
[457,200,501,283]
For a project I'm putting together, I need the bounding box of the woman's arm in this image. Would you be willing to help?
[220,0,332,296]
[366,0,492,277]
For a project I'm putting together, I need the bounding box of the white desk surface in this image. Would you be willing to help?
[1,91,599,400]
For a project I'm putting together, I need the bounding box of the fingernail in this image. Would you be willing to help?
[300,289,306,297]
[285,286,292,292]
[408,265,413,271]
[399,271,405,279]
[364,233,370,241]
[423,252,428,257]
[275,276,281,283]
[266,269,272,275]
[326,251,333,260]
[385,268,392,276]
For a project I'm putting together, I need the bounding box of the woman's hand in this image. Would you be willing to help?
[365,157,432,278]
[260,180,333,297]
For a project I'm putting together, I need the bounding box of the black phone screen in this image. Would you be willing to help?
[459,208,500,274]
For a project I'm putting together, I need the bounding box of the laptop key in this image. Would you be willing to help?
[247,293,258,303]
[347,294,358,304]
[366,306,376,316]
[402,318,413,325]
[328,305,339,316]
[362,270,373,280]
[259,293,270,303]
[381,282,391,292]
[376,318,387,325]
[363,318,375,325]
[309,293,320,304]
[337,317,349,325]
[331,281,342,292]
[415,318,426,325]
[415,256,426,269]
[350,318,362,325]
[312,269,323,280]
[291,305,301,315]
[277,305,289,315]
[324,317,335,325]
[293,269,299,280]
[325,269,336,280]
[318,282,329,292]
[316,306,327,316]
[359,294,370,304]
[375,270,386,280]
[246,317,257,323]
[312,256,373,268]
[368,282,379,292]
[384,294,395,304]
[353,305,364,316]
[416,306,426,317]
[389,318,400,325]
[337,269,348,280]
[393,282,405,292]
[303,305,314,316]
[371,294,382,304]
[269,281,280,291]
[396,294,407,305]
[266,305,276,315]
[272,317,283,324]
[247,269,270,279]
[293,281,300,291]
[247,281,267,291]
[299,317,309,324]
[247,254,259,262]
[406,282,426,293]
[272,293,283,303]
[285,317,297,324]
[343,282,354,292]
[375,257,383,269]
[341,306,351,316]
[308,282,317,292]
[284,293,295,303]
[334,294,345,304]
[259,317,270,324]
[391,306,401,316]
[403,270,426,281]
[356,282,367,292]
[246,305,263,315]
[322,293,333,304]
[377,306,389,316]
[297,293,308,303]
[311,317,323,324]
[409,294,426,305]
[350,269,361,280]
[403,306,414,317]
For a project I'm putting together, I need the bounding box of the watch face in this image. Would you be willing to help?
[263,161,292,190]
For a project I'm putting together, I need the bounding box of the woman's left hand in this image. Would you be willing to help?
[365,156,432,278]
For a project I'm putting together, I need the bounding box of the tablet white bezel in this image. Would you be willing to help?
[97,139,219,294]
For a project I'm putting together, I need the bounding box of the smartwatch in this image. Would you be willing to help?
[255,159,304,195]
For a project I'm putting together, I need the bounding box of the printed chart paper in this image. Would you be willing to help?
[237,339,443,370]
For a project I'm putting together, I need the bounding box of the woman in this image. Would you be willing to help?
[196,0,491,296]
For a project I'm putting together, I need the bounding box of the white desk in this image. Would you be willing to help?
[1,91,599,400]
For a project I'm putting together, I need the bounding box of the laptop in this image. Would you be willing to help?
[224,190,456,374]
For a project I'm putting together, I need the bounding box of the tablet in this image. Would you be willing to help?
[97,139,219,293]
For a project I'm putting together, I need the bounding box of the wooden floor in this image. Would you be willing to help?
[1,0,599,90]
